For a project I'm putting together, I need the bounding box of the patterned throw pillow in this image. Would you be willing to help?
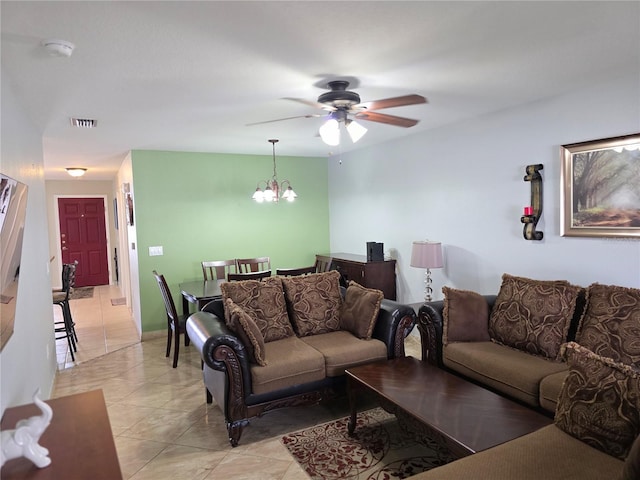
[442,286,491,345]
[489,273,581,360]
[225,298,267,366]
[340,281,384,339]
[281,270,342,337]
[220,276,293,343]
[576,283,640,366]
[554,342,640,460]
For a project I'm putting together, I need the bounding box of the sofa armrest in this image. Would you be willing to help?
[372,299,417,358]
[418,295,497,366]
[186,309,253,398]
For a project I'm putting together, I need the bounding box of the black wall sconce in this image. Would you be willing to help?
[521,164,543,240]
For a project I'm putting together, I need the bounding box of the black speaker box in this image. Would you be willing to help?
[366,242,384,261]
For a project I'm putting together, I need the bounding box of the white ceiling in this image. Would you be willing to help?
[2,1,639,180]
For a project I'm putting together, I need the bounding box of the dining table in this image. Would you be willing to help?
[179,279,223,315]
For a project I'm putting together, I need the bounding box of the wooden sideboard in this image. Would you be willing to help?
[325,252,397,300]
[0,389,122,479]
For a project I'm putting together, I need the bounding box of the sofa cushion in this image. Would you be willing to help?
[410,424,624,480]
[539,370,569,413]
[576,283,640,366]
[340,281,384,340]
[220,276,294,343]
[225,298,267,366]
[249,336,326,395]
[622,434,640,480]
[301,330,388,377]
[281,270,342,337]
[555,342,640,460]
[442,286,491,345]
[443,341,569,407]
[489,273,582,360]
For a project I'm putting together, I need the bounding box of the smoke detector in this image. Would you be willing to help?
[41,39,75,57]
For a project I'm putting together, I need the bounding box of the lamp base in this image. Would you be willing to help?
[423,268,434,304]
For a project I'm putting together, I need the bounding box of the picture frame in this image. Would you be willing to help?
[125,193,134,226]
[560,133,640,238]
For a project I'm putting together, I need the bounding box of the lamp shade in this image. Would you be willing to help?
[410,241,443,269]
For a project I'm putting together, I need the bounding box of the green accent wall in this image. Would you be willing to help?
[132,150,329,333]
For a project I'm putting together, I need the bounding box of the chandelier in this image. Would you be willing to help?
[252,139,297,203]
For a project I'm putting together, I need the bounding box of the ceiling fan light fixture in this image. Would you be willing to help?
[346,119,367,143]
[319,118,340,146]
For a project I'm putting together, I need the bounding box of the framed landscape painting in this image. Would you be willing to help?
[561,133,640,238]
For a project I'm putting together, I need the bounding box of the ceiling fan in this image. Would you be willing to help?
[248,80,427,146]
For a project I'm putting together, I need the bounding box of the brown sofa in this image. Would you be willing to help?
[186,271,416,446]
[412,275,640,479]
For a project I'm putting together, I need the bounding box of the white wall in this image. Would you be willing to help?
[329,74,640,304]
[0,67,57,414]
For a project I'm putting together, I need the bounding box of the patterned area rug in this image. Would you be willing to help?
[70,287,94,300]
[282,408,454,480]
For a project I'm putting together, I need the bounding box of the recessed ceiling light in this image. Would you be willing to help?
[70,118,97,128]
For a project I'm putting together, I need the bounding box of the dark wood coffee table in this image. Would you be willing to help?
[346,356,551,458]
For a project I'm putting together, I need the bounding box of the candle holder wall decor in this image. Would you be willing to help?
[521,164,544,240]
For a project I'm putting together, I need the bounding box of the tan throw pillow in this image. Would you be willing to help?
[489,273,581,360]
[340,281,384,339]
[281,270,342,337]
[554,342,640,460]
[220,276,293,343]
[576,283,640,366]
[442,286,491,345]
[225,298,267,366]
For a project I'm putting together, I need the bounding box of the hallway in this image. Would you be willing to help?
[54,284,140,370]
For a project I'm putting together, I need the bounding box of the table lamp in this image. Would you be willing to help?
[410,240,443,303]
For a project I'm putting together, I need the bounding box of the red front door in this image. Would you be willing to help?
[58,198,109,287]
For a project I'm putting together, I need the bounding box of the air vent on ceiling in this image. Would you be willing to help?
[70,118,97,128]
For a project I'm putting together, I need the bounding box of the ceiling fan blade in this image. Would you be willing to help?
[246,114,323,126]
[283,97,336,111]
[358,94,427,111]
[355,111,419,128]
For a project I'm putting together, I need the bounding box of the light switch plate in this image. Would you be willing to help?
[149,246,163,256]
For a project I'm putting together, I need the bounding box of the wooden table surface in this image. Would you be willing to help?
[346,356,552,458]
[1,389,122,479]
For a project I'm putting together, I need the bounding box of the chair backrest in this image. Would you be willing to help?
[227,270,272,282]
[276,266,316,277]
[57,260,78,301]
[202,259,238,281]
[314,255,333,273]
[152,270,179,328]
[237,256,271,273]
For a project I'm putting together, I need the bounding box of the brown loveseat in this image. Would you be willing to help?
[412,275,640,479]
[186,271,416,446]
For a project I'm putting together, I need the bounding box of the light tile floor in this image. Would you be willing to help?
[53,288,422,480]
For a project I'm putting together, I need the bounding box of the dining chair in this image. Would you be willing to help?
[314,255,333,273]
[236,256,271,273]
[276,265,316,277]
[53,261,79,361]
[227,270,272,281]
[202,259,238,282]
[152,270,190,368]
